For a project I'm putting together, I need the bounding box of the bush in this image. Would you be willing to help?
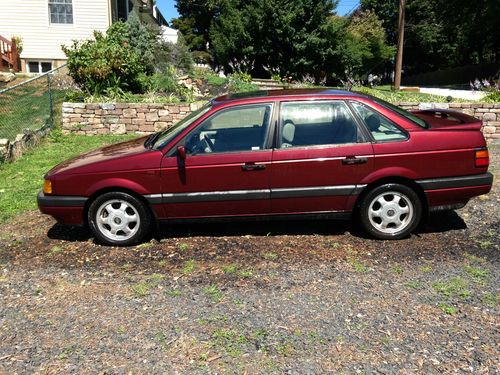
[63,22,144,95]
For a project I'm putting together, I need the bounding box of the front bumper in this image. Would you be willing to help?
[37,191,88,225]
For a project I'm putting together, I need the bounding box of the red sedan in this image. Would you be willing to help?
[38,89,493,245]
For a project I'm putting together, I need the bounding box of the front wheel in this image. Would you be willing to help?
[358,183,422,240]
[88,192,152,246]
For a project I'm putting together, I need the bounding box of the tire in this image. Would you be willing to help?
[87,192,152,246]
[358,183,422,240]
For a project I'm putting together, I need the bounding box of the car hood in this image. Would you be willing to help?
[46,135,159,176]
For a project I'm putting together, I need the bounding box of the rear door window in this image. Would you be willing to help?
[279,101,363,148]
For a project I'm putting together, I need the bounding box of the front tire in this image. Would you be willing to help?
[358,183,422,240]
[88,192,151,246]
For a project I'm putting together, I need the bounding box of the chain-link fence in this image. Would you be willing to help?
[0,65,70,141]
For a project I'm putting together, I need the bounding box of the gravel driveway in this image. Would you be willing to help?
[0,144,498,374]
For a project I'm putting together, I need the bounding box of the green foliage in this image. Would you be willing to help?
[361,0,500,75]
[125,11,159,74]
[63,22,145,95]
[483,91,500,103]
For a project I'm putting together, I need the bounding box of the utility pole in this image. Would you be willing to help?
[394,0,406,90]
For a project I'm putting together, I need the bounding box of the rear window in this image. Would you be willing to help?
[371,97,428,129]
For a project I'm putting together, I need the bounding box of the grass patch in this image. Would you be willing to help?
[211,328,247,357]
[131,281,150,297]
[0,134,135,223]
[438,303,458,315]
[432,277,470,299]
[405,281,421,289]
[348,258,369,273]
[203,284,224,303]
[464,265,490,283]
[464,252,486,264]
[47,245,63,256]
[166,289,182,297]
[482,292,499,307]
[222,264,253,278]
[390,266,404,275]
[181,259,197,274]
[262,251,278,260]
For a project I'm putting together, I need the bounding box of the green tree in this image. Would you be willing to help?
[210,0,337,80]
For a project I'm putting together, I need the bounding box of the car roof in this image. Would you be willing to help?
[212,88,369,105]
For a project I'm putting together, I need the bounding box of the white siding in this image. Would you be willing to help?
[0,0,111,61]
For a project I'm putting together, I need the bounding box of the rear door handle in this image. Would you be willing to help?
[342,156,368,165]
[242,163,266,171]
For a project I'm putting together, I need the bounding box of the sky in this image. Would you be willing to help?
[156,0,360,24]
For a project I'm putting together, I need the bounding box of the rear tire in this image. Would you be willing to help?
[88,192,151,246]
[358,183,422,240]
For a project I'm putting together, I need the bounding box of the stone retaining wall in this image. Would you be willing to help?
[62,102,204,135]
[62,101,500,140]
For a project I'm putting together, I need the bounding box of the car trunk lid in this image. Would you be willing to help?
[411,109,483,131]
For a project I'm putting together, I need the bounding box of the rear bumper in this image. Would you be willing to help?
[417,173,493,210]
[37,191,87,225]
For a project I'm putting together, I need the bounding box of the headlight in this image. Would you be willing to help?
[43,179,52,194]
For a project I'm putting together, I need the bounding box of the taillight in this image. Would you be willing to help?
[475,147,489,168]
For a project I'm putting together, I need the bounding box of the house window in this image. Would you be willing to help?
[48,0,73,24]
[27,61,53,74]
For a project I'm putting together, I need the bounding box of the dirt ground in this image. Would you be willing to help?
[0,145,499,374]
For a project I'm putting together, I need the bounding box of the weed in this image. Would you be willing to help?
[482,292,499,307]
[178,243,189,252]
[57,345,76,360]
[212,328,247,357]
[464,252,486,264]
[405,281,421,289]
[238,269,253,278]
[47,245,63,256]
[464,265,490,282]
[438,303,458,315]
[117,326,126,334]
[275,342,294,356]
[131,281,150,297]
[166,289,182,297]
[222,264,237,274]
[203,285,224,303]
[419,265,433,273]
[121,262,133,271]
[475,239,494,249]
[348,258,369,273]
[390,266,404,275]
[262,252,278,260]
[182,260,197,274]
[136,241,153,249]
[158,260,167,267]
[433,277,470,299]
[148,273,164,284]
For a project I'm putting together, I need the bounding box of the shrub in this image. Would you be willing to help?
[63,22,144,95]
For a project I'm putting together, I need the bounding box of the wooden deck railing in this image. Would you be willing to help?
[0,35,20,72]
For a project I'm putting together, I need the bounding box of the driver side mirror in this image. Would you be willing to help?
[177,145,186,160]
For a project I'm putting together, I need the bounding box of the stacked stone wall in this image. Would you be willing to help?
[62,102,500,140]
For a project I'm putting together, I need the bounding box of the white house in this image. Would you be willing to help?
[0,0,167,73]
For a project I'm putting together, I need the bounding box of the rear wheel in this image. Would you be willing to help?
[358,183,422,240]
[88,192,151,246]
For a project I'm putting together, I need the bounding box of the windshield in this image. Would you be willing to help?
[371,97,428,129]
[152,103,212,149]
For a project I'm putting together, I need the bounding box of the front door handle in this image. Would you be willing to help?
[242,163,266,171]
[342,156,368,165]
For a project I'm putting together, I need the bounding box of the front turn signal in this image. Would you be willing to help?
[474,148,489,168]
[43,179,52,195]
